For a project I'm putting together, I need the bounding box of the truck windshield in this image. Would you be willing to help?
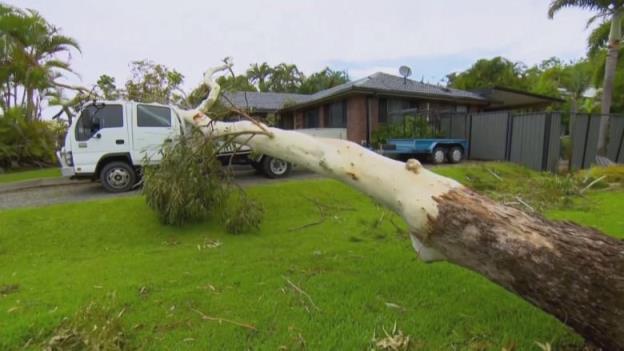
[75,104,123,141]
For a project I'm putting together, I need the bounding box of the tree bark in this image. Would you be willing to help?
[429,188,624,351]
[178,63,624,350]
[597,11,623,156]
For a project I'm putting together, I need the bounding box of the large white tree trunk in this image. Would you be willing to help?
[175,63,624,350]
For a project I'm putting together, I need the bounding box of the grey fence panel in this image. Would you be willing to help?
[570,114,588,170]
[469,111,510,160]
[607,117,624,163]
[509,113,546,171]
[585,117,601,166]
[570,114,601,170]
[546,113,562,172]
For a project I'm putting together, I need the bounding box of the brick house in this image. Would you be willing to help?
[223,72,561,145]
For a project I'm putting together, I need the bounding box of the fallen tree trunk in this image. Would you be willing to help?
[176,63,624,350]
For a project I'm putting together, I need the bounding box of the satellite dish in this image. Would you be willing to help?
[399,65,412,78]
[399,66,412,85]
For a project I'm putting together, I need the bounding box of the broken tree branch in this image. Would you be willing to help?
[176,62,624,350]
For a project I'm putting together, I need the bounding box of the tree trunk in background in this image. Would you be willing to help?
[597,11,623,156]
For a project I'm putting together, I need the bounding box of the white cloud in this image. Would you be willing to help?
[9,0,596,93]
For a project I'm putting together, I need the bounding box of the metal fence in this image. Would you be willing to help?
[569,114,624,170]
[437,111,561,172]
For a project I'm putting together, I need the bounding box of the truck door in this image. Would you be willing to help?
[131,103,176,164]
[71,103,129,174]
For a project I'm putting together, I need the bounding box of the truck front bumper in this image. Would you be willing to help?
[56,150,76,177]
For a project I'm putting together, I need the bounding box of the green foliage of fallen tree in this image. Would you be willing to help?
[142,130,263,233]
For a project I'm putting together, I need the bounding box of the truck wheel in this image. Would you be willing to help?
[448,146,464,163]
[431,147,446,164]
[100,161,136,193]
[261,156,291,178]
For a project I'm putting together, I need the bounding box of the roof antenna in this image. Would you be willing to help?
[399,66,412,85]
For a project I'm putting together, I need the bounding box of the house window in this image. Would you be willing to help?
[137,104,171,127]
[305,109,319,128]
[279,112,294,129]
[326,100,346,128]
[379,98,387,123]
[456,105,468,113]
[75,104,123,141]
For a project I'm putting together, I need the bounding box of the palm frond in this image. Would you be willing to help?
[588,21,612,56]
[548,0,614,19]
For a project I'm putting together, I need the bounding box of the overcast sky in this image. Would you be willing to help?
[10,0,596,93]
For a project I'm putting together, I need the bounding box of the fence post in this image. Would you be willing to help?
[581,114,592,169]
[467,113,473,159]
[616,121,624,162]
[541,113,553,171]
[504,112,514,161]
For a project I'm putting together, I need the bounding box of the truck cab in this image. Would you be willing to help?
[58,100,292,192]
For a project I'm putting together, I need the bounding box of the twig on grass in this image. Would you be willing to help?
[288,219,326,232]
[580,175,607,194]
[515,196,535,212]
[191,308,257,330]
[288,196,355,232]
[283,277,320,311]
[487,168,503,181]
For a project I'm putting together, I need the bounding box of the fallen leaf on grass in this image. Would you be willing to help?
[372,322,410,351]
[197,239,222,251]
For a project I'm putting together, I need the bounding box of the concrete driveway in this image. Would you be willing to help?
[0,167,321,210]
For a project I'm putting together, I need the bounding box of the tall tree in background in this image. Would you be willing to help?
[124,60,184,104]
[298,67,349,94]
[549,0,624,156]
[446,57,527,90]
[247,62,272,92]
[266,63,304,93]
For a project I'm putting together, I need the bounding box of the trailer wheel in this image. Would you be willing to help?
[100,161,136,193]
[262,156,291,178]
[447,146,464,164]
[431,147,446,164]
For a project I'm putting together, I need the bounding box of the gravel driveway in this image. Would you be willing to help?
[0,167,321,210]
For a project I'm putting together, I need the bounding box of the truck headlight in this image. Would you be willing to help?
[65,151,73,166]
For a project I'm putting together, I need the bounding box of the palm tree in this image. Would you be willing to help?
[561,60,593,132]
[247,63,272,92]
[0,4,80,119]
[549,0,624,157]
[267,63,304,93]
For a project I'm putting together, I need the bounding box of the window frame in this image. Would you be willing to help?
[75,103,124,141]
[136,104,172,128]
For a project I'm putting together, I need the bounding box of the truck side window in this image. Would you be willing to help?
[75,104,123,141]
[137,104,171,127]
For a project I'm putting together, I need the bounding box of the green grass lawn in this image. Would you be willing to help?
[0,164,621,350]
[0,168,60,184]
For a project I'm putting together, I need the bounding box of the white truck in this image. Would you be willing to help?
[57,100,293,192]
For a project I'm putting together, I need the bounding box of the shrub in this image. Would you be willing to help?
[371,115,441,147]
[0,107,65,169]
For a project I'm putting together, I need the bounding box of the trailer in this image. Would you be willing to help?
[378,138,468,164]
